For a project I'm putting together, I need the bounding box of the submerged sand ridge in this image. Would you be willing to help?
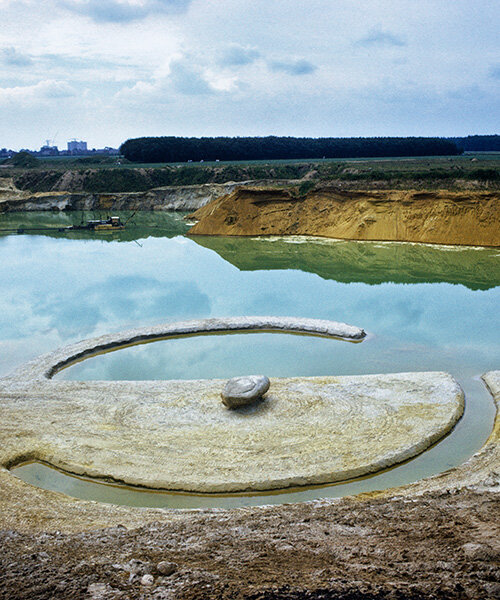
[187,187,500,246]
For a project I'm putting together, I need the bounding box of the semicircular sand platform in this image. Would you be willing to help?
[0,317,463,493]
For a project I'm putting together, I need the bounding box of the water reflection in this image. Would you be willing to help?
[194,235,500,290]
[2,211,499,290]
[34,277,211,340]
[0,210,190,241]
[57,331,358,381]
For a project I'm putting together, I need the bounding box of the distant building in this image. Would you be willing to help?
[96,146,119,155]
[39,144,59,156]
[5,141,120,158]
[67,140,88,154]
[0,148,14,159]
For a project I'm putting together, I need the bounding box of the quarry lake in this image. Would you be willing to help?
[1,211,499,507]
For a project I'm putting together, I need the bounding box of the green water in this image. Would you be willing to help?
[1,211,499,507]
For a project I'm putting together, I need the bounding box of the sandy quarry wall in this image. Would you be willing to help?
[0,179,247,212]
[188,187,500,247]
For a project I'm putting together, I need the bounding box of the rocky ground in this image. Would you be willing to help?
[0,489,499,600]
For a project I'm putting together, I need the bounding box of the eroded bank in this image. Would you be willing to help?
[188,187,500,247]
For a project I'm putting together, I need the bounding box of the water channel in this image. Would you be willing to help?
[1,211,499,508]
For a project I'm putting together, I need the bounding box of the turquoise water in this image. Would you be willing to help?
[1,211,499,507]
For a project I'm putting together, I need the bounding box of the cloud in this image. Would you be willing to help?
[356,29,406,47]
[168,59,213,95]
[41,53,123,70]
[57,0,192,23]
[218,44,260,67]
[490,64,500,79]
[42,81,78,98]
[33,275,211,338]
[269,58,316,76]
[1,47,33,66]
[118,56,215,101]
[1,0,499,147]
[0,80,76,104]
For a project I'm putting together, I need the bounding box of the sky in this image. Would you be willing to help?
[0,0,499,150]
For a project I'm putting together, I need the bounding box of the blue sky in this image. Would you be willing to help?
[0,0,499,150]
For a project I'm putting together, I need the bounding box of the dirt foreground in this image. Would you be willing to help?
[1,489,499,600]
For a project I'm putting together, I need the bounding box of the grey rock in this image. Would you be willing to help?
[88,583,117,599]
[462,542,494,560]
[483,582,500,597]
[141,574,154,586]
[221,375,270,408]
[32,551,50,562]
[125,558,149,574]
[157,561,177,576]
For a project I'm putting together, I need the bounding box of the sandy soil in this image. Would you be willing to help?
[188,187,500,247]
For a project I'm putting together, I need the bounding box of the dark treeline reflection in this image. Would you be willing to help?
[193,236,500,291]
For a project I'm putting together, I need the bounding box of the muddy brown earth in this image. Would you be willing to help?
[0,489,498,600]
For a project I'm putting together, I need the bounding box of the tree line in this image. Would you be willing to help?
[451,135,500,152]
[119,136,462,163]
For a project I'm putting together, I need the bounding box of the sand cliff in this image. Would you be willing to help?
[0,178,246,212]
[188,187,500,247]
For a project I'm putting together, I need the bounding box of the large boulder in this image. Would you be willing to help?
[221,375,270,409]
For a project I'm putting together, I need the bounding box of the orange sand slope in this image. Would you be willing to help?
[188,187,500,247]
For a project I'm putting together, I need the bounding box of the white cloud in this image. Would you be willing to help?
[116,53,231,104]
[356,28,406,47]
[218,44,260,67]
[168,59,213,95]
[0,0,499,148]
[490,64,500,80]
[0,80,76,105]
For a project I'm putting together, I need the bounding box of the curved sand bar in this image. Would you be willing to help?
[0,318,464,493]
[4,316,365,382]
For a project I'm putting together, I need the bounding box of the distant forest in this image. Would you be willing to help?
[120,136,462,163]
[451,135,500,152]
